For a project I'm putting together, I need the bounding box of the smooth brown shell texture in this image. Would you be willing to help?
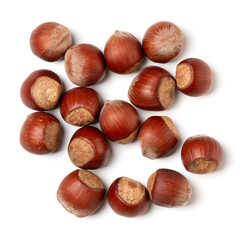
[181,135,223,174]
[107,177,149,217]
[99,100,140,143]
[143,21,183,63]
[104,30,144,74]
[20,112,62,154]
[30,22,72,61]
[147,169,192,207]
[128,66,176,110]
[138,116,179,159]
[57,169,105,218]
[68,126,110,169]
[176,58,213,96]
[65,44,106,86]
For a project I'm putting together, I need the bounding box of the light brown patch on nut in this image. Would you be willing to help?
[32,76,62,110]
[158,77,175,109]
[115,127,139,144]
[78,169,104,189]
[65,107,94,126]
[176,63,193,89]
[44,122,61,151]
[147,171,157,200]
[188,158,218,174]
[68,138,95,167]
[162,116,179,138]
[117,177,145,204]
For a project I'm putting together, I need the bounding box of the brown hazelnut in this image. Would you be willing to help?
[57,169,105,217]
[60,87,102,126]
[143,21,183,63]
[30,22,72,61]
[108,177,149,217]
[20,112,62,154]
[20,69,63,111]
[68,126,110,169]
[99,100,141,144]
[104,30,144,74]
[65,44,106,86]
[147,169,192,207]
[138,116,179,159]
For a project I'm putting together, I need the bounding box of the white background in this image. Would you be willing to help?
[1,0,239,239]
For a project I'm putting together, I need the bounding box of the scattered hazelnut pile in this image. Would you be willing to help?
[19,21,223,218]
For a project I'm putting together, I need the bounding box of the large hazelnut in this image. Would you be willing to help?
[30,22,72,61]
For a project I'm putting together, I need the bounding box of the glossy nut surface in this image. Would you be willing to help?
[128,66,176,110]
[30,22,72,61]
[181,135,223,174]
[60,87,102,126]
[104,30,144,74]
[176,58,213,96]
[20,69,63,111]
[138,116,179,159]
[143,21,183,63]
[99,100,141,144]
[147,169,192,207]
[68,126,110,169]
[65,44,106,86]
[57,169,105,218]
[108,177,149,217]
[20,112,62,154]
